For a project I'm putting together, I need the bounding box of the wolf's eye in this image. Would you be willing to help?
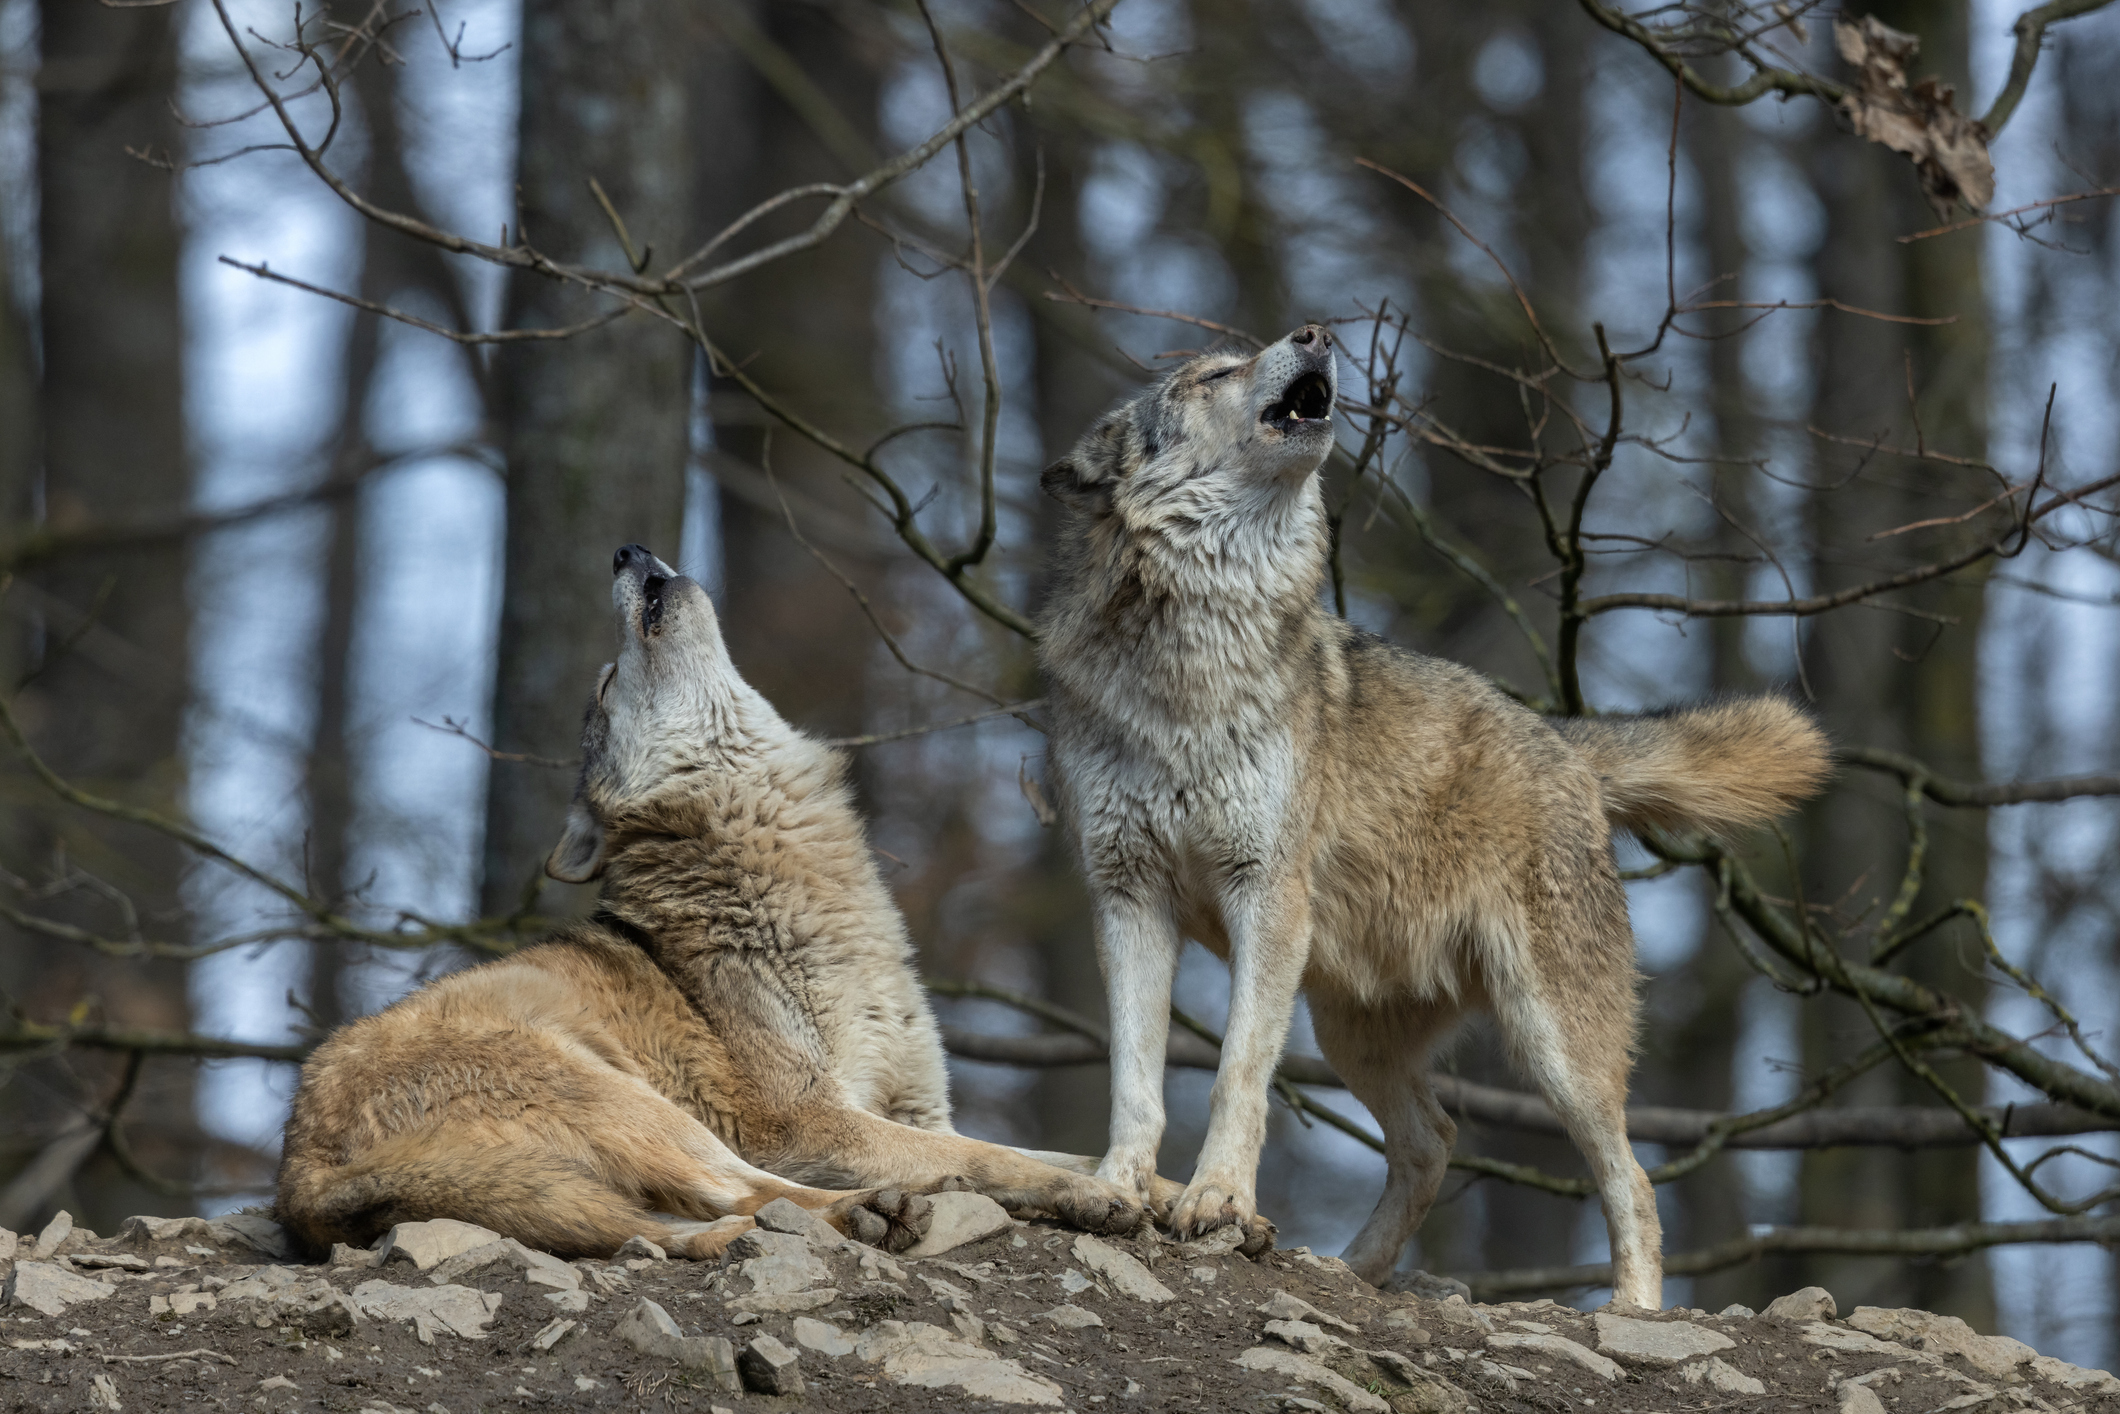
[1197,364,1240,385]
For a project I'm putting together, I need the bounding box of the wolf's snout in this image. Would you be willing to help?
[1290,325,1330,349]
[614,543,654,575]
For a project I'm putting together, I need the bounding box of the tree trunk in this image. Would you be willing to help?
[480,0,697,915]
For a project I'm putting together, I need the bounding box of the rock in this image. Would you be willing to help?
[1040,1304,1105,1330]
[88,1372,121,1411]
[257,1377,297,1392]
[1763,1286,1837,1321]
[118,1216,215,1249]
[1486,1332,1620,1382]
[1679,1357,1765,1395]
[208,1213,295,1261]
[544,1288,591,1313]
[1844,1307,2037,1379]
[738,1335,804,1395]
[1233,1346,1389,1414]
[1071,1235,1175,1303]
[4,1260,116,1317]
[753,1198,841,1246]
[613,1236,666,1261]
[1837,1382,1887,1414]
[149,1290,218,1317]
[1718,1304,1757,1318]
[67,1252,147,1270]
[1592,1312,1736,1367]
[900,1192,1013,1259]
[29,1211,72,1260]
[1377,1308,1432,1344]
[1388,1269,1472,1302]
[854,1320,1064,1406]
[1265,1319,1347,1355]
[377,1220,504,1272]
[530,1318,576,1351]
[1258,1289,1358,1334]
[428,1238,579,1291]
[0,1227,15,1262]
[792,1316,855,1357]
[347,1280,503,1343]
[2029,1355,2120,1396]
[728,1228,833,1296]
[1800,1323,1899,1356]
[725,1289,839,1316]
[330,1244,383,1269]
[615,1299,741,1389]
[1430,1297,1494,1334]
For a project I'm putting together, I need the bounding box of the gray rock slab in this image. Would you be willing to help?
[792,1316,855,1357]
[728,1229,833,1296]
[616,1299,742,1390]
[4,1261,116,1317]
[753,1199,841,1246]
[376,1220,504,1272]
[613,1236,665,1261]
[1039,1304,1104,1330]
[1233,1346,1389,1414]
[1763,1286,1837,1321]
[347,1280,502,1343]
[1592,1312,1736,1367]
[1486,1331,1620,1381]
[1070,1234,1174,1303]
[1679,1357,1765,1395]
[1844,1307,2038,1378]
[427,1238,578,1291]
[207,1213,295,1262]
[29,1212,72,1260]
[854,1320,1064,1406]
[1257,1289,1358,1334]
[900,1192,1013,1259]
[738,1335,804,1396]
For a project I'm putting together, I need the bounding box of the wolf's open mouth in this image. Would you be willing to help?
[1261,371,1333,427]
[641,575,668,635]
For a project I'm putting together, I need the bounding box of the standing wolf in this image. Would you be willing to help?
[1037,326,1829,1308]
[277,545,1145,1259]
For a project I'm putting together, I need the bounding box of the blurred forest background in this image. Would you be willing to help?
[2,0,2118,1368]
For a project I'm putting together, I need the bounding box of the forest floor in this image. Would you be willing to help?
[4,1201,2117,1414]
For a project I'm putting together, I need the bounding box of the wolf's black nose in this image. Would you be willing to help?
[1291,325,1330,349]
[614,543,653,575]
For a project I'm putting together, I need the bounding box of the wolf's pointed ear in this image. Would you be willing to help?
[1041,457,1112,513]
[545,800,607,883]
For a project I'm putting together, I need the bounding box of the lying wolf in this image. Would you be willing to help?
[1037,326,1829,1308]
[277,545,1145,1260]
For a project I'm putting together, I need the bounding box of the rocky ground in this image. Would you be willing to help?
[4,1200,2117,1413]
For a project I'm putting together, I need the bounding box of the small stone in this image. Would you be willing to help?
[1679,1357,1765,1395]
[989,1324,1019,1346]
[88,1372,122,1411]
[1718,1304,1757,1318]
[738,1334,804,1396]
[66,1253,147,1270]
[1390,1268,1472,1302]
[1487,1331,1621,1381]
[1377,1307,1432,1345]
[530,1318,576,1351]
[1265,1319,1345,1355]
[329,1244,382,1269]
[543,1288,590,1313]
[613,1236,665,1261]
[1257,1289,1358,1334]
[30,1212,73,1260]
[792,1316,855,1357]
[207,1214,295,1262]
[0,1227,16,1262]
[1039,1304,1104,1330]
[728,1229,833,1296]
[4,1261,116,1316]
[256,1377,297,1392]
[376,1220,505,1273]
[1071,1235,1174,1303]
[347,1280,504,1342]
[1763,1286,1837,1321]
[572,1377,603,1392]
[1188,1265,1218,1284]
[614,1300,741,1389]
[1233,1347,1389,1414]
[753,1199,840,1246]
[899,1192,1013,1259]
[1592,1313,1736,1367]
[1837,1383,1887,1414]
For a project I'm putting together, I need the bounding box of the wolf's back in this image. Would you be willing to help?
[1557,697,1830,835]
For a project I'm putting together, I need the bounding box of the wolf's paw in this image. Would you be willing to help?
[846,1189,933,1253]
[1236,1212,1277,1259]
[1054,1177,1146,1237]
[1143,1174,1187,1223]
[1167,1177,1254,1242]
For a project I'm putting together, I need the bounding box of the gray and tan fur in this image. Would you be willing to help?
[277,546,1149,1261]
[1037,328,1829,1308]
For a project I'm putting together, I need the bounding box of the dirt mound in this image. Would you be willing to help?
[4,1207,2116,1412]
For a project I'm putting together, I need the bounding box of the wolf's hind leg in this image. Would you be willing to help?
[1489,911,1663,1310]
[1309,993,1461,1287]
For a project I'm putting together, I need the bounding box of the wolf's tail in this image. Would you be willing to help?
[1556,697,1830,835]
[275,1138,675,1259]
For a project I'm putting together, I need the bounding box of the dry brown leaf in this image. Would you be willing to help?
[1835,14,1995,216]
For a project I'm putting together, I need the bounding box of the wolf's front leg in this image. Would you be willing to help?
[1091,890,1183,1203]
[1170,873,1312,1240]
